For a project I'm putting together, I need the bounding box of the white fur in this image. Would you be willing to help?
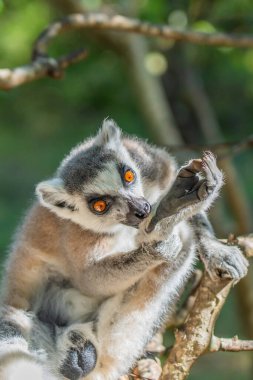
[0,355,57,380]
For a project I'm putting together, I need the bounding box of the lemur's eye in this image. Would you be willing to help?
[124,169,135,183]
[92,200,107,213]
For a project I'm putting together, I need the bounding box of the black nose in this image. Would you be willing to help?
[133,201,151,220]
[125,198,151,227]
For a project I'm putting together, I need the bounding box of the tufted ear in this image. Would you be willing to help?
[36,178,78,213]
[94,118,122,151]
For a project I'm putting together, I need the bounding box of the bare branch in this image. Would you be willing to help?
[237,235,253,257]
[165,135,253,158]
[2,13,253,89]
[160,273,232,380]
[210,336,253,352]
[0,49,87,90]
[33,13,253,56]
[220,234,253,258]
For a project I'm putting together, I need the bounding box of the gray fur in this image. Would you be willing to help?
[59,145,115,194]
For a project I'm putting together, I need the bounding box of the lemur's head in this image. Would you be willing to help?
[36,119,151,233]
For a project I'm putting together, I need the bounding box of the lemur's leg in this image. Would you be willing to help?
[0,306,56,380]
[56,235,192,380]
[146,152,223,233]
[87,244,195,380]
[190,212,248,280]
[33,282,99,380]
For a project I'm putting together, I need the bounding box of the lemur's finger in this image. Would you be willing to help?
[195,179,209,201]
[212,249,248,280]
[202,152,222,188]
[240,253,250,268]
[219,267,240,280]
[178,158,202,178]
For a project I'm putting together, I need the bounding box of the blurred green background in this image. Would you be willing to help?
[0,1,253,379]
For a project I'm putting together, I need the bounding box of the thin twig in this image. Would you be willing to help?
[164,135,253,158]
[210,336,253,352]
[0,49,87,90]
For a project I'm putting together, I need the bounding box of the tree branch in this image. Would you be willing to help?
[0,49,87,90]
[160,273,232,380]
[210,336,253,352]
[160,234,253,380]
[165,135,253,158]
[32,13,253,54]
[2,13,253,89]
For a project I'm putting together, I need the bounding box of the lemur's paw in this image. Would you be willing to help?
[154,234,183,261]
[147,152,223,233]
[60,331,97,380]
[205,245,249,281]
[177,152,223,203]
[134,357,162,380]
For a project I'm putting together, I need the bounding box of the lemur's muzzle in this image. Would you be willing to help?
[125,197,151,227]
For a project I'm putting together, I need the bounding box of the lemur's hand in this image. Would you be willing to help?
[147,152,223,233]
[139,232,182,261]
[200,240,249,281]
[154,233,183,261]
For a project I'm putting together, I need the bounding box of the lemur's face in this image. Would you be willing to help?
[36,120,151,233]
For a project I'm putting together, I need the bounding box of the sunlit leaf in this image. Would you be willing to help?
[192,20,216,34]
[144,52,168,76]
[168,10,188,30]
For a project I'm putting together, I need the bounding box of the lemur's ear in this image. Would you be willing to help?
[36,178,78,213]
[95,119,122,150]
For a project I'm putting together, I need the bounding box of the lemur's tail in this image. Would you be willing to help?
[0,306,57,380]
[0,353,46,380]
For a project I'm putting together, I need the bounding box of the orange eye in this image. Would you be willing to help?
[93,200,107,213]
[124,170,135,183]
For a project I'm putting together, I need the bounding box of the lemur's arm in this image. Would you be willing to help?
[190,212,248,280]
[143,152,248,281]
[81,234,182,298]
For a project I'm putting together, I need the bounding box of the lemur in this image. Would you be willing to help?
[0,120,248,380]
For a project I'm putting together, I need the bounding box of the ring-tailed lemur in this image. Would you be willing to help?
[0,120,248,380]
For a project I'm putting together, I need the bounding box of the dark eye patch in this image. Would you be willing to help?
[54,201,77,212]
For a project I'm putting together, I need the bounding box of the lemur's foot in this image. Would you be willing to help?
[202,242,249,281]
[134,357,162,380]
[60,331,97,380]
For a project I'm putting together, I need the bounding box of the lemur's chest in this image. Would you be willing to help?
[105,226,139,256]
[62,224,139,274]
